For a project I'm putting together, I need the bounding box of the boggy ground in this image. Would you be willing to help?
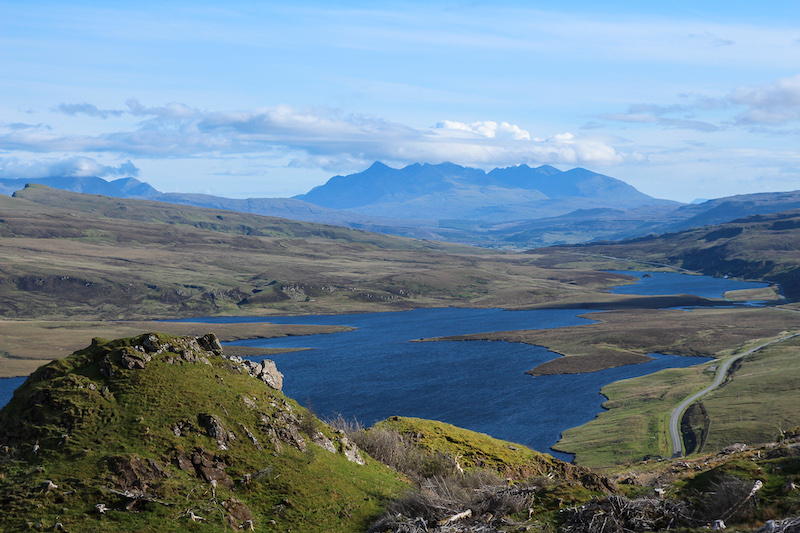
[420,306,800,375]
[0,186,635,322]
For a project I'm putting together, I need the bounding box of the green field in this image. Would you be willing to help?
[554,334,800,470]
[701,335,800,450]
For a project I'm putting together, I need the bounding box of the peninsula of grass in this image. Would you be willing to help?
[553,362,717,470]
[419,307,800,375]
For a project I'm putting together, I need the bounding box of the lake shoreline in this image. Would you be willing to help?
[0,272,781,463]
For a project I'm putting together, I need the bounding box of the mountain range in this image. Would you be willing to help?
[5,162,800,248]
[294,161,667,219]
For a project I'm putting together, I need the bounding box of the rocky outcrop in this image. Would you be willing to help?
[226,355,283,391]
[0,332,379,532]
[199,413,235,450]
[339,434,365,465]
[98,333,285,392]
[109,455,171,493]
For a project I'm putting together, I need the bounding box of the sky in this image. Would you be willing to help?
[2,1,800,203]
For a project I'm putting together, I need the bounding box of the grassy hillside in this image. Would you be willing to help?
[0,185,629,321]
[0,333,408,532]
[553,330,800,471]
[534,208,800,301]
[0,334,623,532]
[3,333,800,532]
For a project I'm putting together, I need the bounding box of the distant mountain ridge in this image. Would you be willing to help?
[294,162,667,220]
[0,175,160,198]
[6,163,800,249]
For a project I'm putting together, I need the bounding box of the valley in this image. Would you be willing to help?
[7,2,800,529]
[2,182,800,531]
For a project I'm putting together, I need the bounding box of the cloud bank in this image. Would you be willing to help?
[1,102,641,172]
[730,74,800,125]
[599,74,800,132]
[0,157,139,180]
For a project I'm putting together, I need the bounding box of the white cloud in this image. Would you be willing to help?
[729,74,800,125]
[599,102,720,132]
[125,99,201,120]
[434,120,531,140]
[2,102,639,172]
[54,103,124,119]
[0,156,138,179]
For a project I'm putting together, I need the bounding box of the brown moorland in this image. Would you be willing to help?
[531,208,800,301]
[421,307,800,374]
[0,319,348,377]
[0,185,636,321]
[0,185,649,376]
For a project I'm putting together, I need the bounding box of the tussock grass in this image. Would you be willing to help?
[329,415,616,531]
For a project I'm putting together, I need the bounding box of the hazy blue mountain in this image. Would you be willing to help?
[295,162,662,220]
[7,164,800,249]
[656,191,800,233]
[486,165,649,200]
[0,176,125,197]
[295,162,485,209]
[110,177,161,197]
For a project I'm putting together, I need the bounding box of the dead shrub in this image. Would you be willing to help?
[327,415,536,532]
[326,413,363,434]
[692,475,760,524]
[326,414,459,481]
[369,473,537,532]
[761,515,800,532]
[561,495,694,533]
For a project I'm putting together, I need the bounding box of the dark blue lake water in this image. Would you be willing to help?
[0,377,26,410]
[607,270,769,298]
[0,271,769,461]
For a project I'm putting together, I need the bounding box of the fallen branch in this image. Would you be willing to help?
[437,509,471,526]
[102,487,172,506]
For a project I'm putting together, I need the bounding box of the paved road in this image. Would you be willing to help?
[669,333,800,457]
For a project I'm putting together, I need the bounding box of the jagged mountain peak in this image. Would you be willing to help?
[295,161,660,218]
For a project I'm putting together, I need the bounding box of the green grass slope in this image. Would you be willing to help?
[3,333,800,532]
[0,333,407,532]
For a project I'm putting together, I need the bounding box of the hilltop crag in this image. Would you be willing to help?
[0,333,398,532]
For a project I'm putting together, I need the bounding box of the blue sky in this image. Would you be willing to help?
[2,1,800,202]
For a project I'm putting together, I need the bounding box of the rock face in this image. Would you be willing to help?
[226,355,284,391]
[95,332,285,392]
[199,413,235,450]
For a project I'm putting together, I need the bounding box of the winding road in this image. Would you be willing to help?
[669,332,800,457]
